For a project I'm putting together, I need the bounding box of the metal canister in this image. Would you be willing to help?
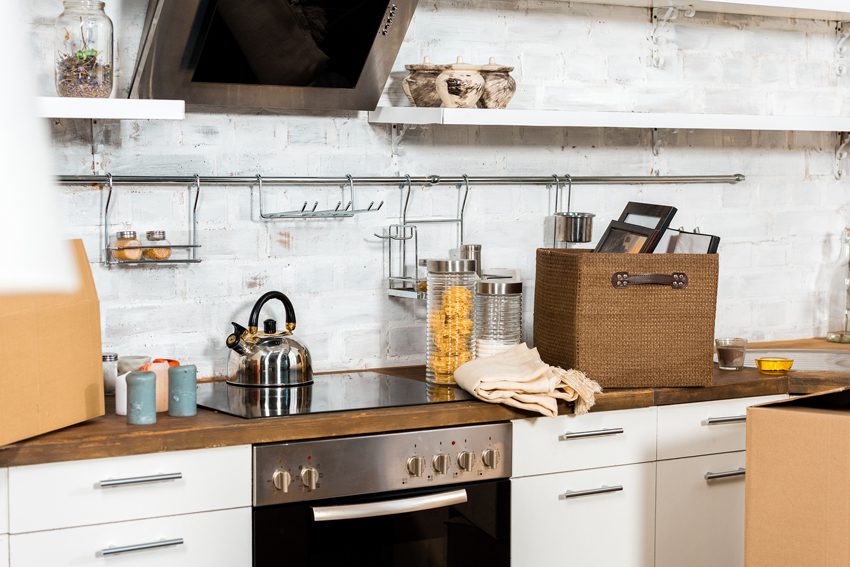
[553,212,595,247]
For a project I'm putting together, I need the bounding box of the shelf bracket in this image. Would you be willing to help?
[835,132,850,180]
[391,124,411,155]
[836,22,850,77]
[651,128,663,157]
[649,6,695,69]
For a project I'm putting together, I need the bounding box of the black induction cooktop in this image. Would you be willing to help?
[196,372,472,419]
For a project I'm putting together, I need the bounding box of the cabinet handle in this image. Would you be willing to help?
[705,468,746,481]
[559,485,624,500]
[558,427,624,441]
[704,415,746,425]
[98,472,183,488]
[98,537,184,556]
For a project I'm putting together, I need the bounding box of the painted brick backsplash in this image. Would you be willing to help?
[27,0,850,376]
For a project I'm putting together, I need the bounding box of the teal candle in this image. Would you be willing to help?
[168,365,197,417]
[126,371,157,425]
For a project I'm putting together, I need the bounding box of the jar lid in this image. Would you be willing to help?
[477,279,523,295]
[448,56,481,71]
[116,230,137,239]
[480,57,514,72]
[554,212,595,218]
[405,56,448,72]
[426,258,477,273]
[102,352,118,361]
[146,230,167,240]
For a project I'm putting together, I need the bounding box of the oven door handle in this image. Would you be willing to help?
[312,489,468,522]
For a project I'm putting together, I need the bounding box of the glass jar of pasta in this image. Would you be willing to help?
[426,259,477,385]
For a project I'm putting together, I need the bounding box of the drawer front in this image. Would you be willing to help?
[0,535,7,567]
[511,462,656,567]
[0,468,7,534]
[656,451,746,567]
[512,407,657,477]
[657,395,787,460]
[9,445,250,533]
[9,507,250,567]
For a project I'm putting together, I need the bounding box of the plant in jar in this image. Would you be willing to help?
[54,1,113,98]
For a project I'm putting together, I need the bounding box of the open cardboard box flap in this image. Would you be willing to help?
[0,240,104,446]
[746,387,850,567]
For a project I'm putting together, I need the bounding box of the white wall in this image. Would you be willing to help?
[26,0,850,376]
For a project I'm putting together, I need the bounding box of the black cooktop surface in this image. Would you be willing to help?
[197,372,472,419]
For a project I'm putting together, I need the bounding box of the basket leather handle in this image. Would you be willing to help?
[611,272,688,289]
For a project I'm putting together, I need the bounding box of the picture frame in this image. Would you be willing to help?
[617,202,677,234]
[593,220,658,253]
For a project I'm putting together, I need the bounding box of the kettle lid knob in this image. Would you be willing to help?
[263,318,277,334]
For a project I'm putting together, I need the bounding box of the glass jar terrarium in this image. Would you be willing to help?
[54,1,113,98]
[426,259,477,385]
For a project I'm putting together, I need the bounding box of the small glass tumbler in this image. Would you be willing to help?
[715,338,747,371]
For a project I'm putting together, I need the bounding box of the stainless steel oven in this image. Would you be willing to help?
[252,423,512,566]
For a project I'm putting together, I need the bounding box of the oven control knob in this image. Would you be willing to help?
[457,451,475,471]
[272,469,292,492]
[407,456,426,477]
[482,449,498,469]
[301,466,319,491]
[432,453,451,475]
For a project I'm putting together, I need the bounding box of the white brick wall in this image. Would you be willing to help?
[26,0,850,375]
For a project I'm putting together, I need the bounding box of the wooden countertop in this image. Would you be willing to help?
[0,365,793,467]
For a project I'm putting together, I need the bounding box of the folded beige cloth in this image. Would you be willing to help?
[454,344,601,417]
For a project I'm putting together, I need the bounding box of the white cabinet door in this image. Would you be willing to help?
[9,445,251,533]
[656,451,746,567]
[0,468,7,534]
[0,535,8,567]
[9,507,250,567]
[511,462,656,567]
[512,407,657,477]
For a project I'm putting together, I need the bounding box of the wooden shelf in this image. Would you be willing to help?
[36,97,185,120]
[567,0,850,20]
[369,107,850,133]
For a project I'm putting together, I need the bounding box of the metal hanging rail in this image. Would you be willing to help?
[56,173,746,186]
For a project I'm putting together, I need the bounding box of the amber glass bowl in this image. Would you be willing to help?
[755,357,794,376]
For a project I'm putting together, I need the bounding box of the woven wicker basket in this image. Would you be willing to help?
[534,249,718,388]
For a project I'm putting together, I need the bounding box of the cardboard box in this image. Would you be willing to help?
[0,240,104,446]
[746,388,850,566]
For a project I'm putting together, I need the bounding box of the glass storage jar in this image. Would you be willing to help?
[475,279,523,358]
[426,259,477,385]
[142,230,173,261]
[112,230,142,261]
[54,1,113,98]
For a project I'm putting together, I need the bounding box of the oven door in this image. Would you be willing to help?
[253,479,510,567]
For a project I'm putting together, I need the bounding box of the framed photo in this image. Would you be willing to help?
[593,220,657,253]
[617,202,677,234]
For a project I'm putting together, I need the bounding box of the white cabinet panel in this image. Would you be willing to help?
[9,507,250,567]
[9,445,250,533]
[0,535,8,567]
[511,462,656,567]
[512,407,657,477]
[0,469,7,534]
[656,451,746,567]
[657,395,786,460]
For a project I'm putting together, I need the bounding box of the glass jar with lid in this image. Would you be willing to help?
[112,231,142,261]
[426,259,477,385]
[475,279,523,358]
[142,230,173,261]
[54,1,114,98]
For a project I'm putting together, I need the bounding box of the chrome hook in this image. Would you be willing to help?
[564,173,573,214]
[551,174,561,213]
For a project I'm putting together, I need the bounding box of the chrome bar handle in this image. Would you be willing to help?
[704,415,747,425]
[559,427,624,441]
[313,489,467,522]
[559,485,624,500]
[98,472,182,488]
[99,538,184,556]
[705,468,746,481]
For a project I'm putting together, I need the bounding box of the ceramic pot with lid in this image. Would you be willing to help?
[226,291,313,387]
[435,57,485,109]
[402,57,446,107]
[478,57,516,109]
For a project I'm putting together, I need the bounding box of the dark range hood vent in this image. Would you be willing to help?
[130,0,417,111]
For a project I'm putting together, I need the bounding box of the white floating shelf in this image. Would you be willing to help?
[369,107,850,133]
[36,97,185,120]
[567,0,850,20]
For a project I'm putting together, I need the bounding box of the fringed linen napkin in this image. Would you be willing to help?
[454,343,601,417]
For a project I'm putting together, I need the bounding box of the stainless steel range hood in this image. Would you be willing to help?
[130,0,416,111]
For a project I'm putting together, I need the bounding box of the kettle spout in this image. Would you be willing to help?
[226,322,250,355]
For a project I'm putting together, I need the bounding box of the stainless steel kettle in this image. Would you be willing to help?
[226,291,313,387]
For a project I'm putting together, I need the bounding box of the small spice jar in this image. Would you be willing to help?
[112,231,142,261]
[142,230,172,261]
[475,279,523,359]
[102,352,118,394]
[54,1,114,98]
[426,259,477,385]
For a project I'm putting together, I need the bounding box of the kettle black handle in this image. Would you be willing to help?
[248,291,296,333]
